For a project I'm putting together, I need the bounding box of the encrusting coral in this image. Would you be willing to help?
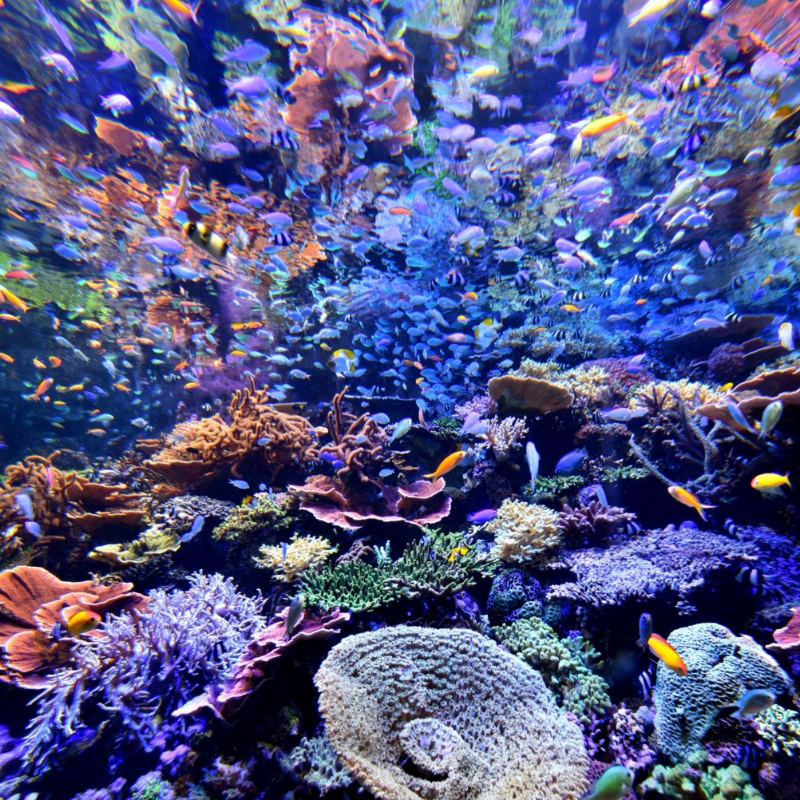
[653,623,792,763]
[485,499,562,564]
[494,616,611,724]
[315,626,589,800]
[254,532,337,583]
[144,377,320,489]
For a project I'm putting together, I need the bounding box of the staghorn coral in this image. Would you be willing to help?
[639,751,764,800]
[278,731,354,796]
[319,387,389,482]
[0,566,147,688]
[254,532,337,583]
[653,623,792,763]
[479,416,528,460]
[145,377,319,488]
[488,375,574,414]
[494,617,611,724]
[548,524,754,615]
[283,8,416,157]
[302,559,395,613]
[557,501,638,546]
[176,604,350,722]
[486,499,562,565]
[315,626,589,800]
[0,451,144,539]
[290,474,451,531]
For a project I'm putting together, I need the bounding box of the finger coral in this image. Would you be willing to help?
[653,623,792,763]
[254,532,338,583]
[315,626,589,800]
[485,499,562,565]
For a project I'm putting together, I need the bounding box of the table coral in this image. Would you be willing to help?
[768,606,800,652]
[0,566,147,688]
[653,623,792,763]
[486,499,562,565]
[494,616,611,724]
[254,532,337,583]
[315,626,589,800]
[547,524,754,615]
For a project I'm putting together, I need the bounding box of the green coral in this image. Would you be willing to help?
[302,530,497,612]
[638,751,763,800]
[432,416,463,435]
[532,475,586,504]
[753,704,800,759]
[212,493,295,541]
[493,616,610,724]
[600,465,650,483]
[130,771,175,800]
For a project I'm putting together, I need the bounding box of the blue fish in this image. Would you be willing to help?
[467,509,497,524]
[181,515,205,543]
[554,447,588,475]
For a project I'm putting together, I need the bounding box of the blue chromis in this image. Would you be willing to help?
[636,612,653,649]
[583,765,634,800]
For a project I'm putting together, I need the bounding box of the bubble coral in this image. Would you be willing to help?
[254,532,338,583]
[145,377,320,488]
[0,566,147,688]
[486,499,562,565]
[494,616,611,724]
[315,626,589,800]
[653,623,792,763]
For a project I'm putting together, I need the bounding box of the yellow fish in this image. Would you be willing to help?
[750,473,792,493]
[0,285,28,313]
[647,633,688,675]
[184,381,201,389]
[468,63,500,82]
[667,485,715,521]
[66,609,102,636]
[628,0,682,26]
[424,450,468,480]
[580,108,639,138]
[448,546,469,562]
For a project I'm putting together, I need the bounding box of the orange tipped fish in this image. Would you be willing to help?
[32,357,46,369]
[0,285,28,313]
[667,485,716,521]
[184,381,201,389]
[0,314,20,322]
[423,450,468,479]
[48,357,62,367]
[82,320,104,330]
[647,633,688,675]
[66,609,102,636]
[161,0,202,24]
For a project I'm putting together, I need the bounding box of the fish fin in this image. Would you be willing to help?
[785,472,793,490]
[423,472,436,479]
[192,1,202,24]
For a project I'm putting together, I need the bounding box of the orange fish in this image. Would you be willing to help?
[87,428,107,436]
[388,207,413,215]
[184,381,201,389]
[82,320,103,330]
[580,107,639,138]
[113,382,131,392]
[0,353,14,363]
[65,609,102,636]
[561,304,582,312]
[610,212,638,228]
[0,286,28,313]
[48,357,62,367]
[592,62,618,83]
[32,378,54,399]
[647,633,688,675]
[667,485,716,521]
[424,450,468,480]
[4,270,35,280]
[136,337,155,345]
[0,314,20,322]
[68,384,84,391]
[174,361,188,371]
[32,357,46,369]
[461,292,479,303]
[244,321,262,329]
[0,80,34,94]
[161,0,202,24]
[635,298,648,305]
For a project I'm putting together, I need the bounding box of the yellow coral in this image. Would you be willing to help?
[255,532,337,582]
[633,379,723,412]
[486,500,562,565]
[512,361,614,406]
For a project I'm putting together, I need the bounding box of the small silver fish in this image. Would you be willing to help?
[285,593,305,639]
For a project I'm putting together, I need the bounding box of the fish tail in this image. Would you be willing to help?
[423,472,437,479]
[785,473,793,490]
[192,1,202,24]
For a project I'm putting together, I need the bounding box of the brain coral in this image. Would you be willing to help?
[315,626,588,800]
[654,623,792,763]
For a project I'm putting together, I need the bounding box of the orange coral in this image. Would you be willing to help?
[283,8,416,156]
[145,377,320,488]
[0,566,147,688]
[0,451,144,538]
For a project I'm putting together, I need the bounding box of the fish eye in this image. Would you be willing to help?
[186,222,196,233]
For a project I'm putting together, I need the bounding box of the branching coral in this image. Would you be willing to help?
[319,387,388,482]
[479,416,528,460]
[316,626,589,800]
[278,731,354,796]
[548,524,754,615]
[486,499,562,565]
[494,617,611,724]
[556,500,638,546]
[254,532,337,583]
[0,566,147,688]
[145,377,319,488]
[653,623,792,763]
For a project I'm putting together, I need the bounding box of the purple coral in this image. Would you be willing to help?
[557,501,638,546]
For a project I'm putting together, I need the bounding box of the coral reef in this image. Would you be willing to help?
[278,731,354,796]
[488,375,574,414]
[753,704,800,759]
[254,532,337,583]
[145,378,320,489]
[769,607,800,652]
[494,616,611,723]
[486,569,545,625]
[653,623,792,763]
[556,500,638,546]
[89,524,182,566]
[479,416,528,460]
[0,566,146,687]
[315,626,589,800]
[548,524,754,615]
[486,499,562,565]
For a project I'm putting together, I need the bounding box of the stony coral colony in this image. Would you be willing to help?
[0,0,799,796]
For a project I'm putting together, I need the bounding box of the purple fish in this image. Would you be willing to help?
[142,236,184,255]
[227,202,249,213]
[547,290,567,307]
[632,80,660,99]
[346,165,369,183]
[221,39,270,63]
[131,24,178,69]
[540,181,558,201]
[569,176,608,196]
[442,177,467,197]
[555,447,588,475]
[210,114,238,137]
[771,165,800,187]
[566,161,591,178]
[97,51,130,70]
[555,237,578,253]
[467,509,498,524]
[699,240,714,259]
[224,75,271,97]
[209,142,240,158]
[37,0,73,53]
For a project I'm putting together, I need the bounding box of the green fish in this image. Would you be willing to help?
[583,766,634,800]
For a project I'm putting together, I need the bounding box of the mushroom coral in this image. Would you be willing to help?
[145,377,320,488]
[0,566,147,688]
[283,8,416,156]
